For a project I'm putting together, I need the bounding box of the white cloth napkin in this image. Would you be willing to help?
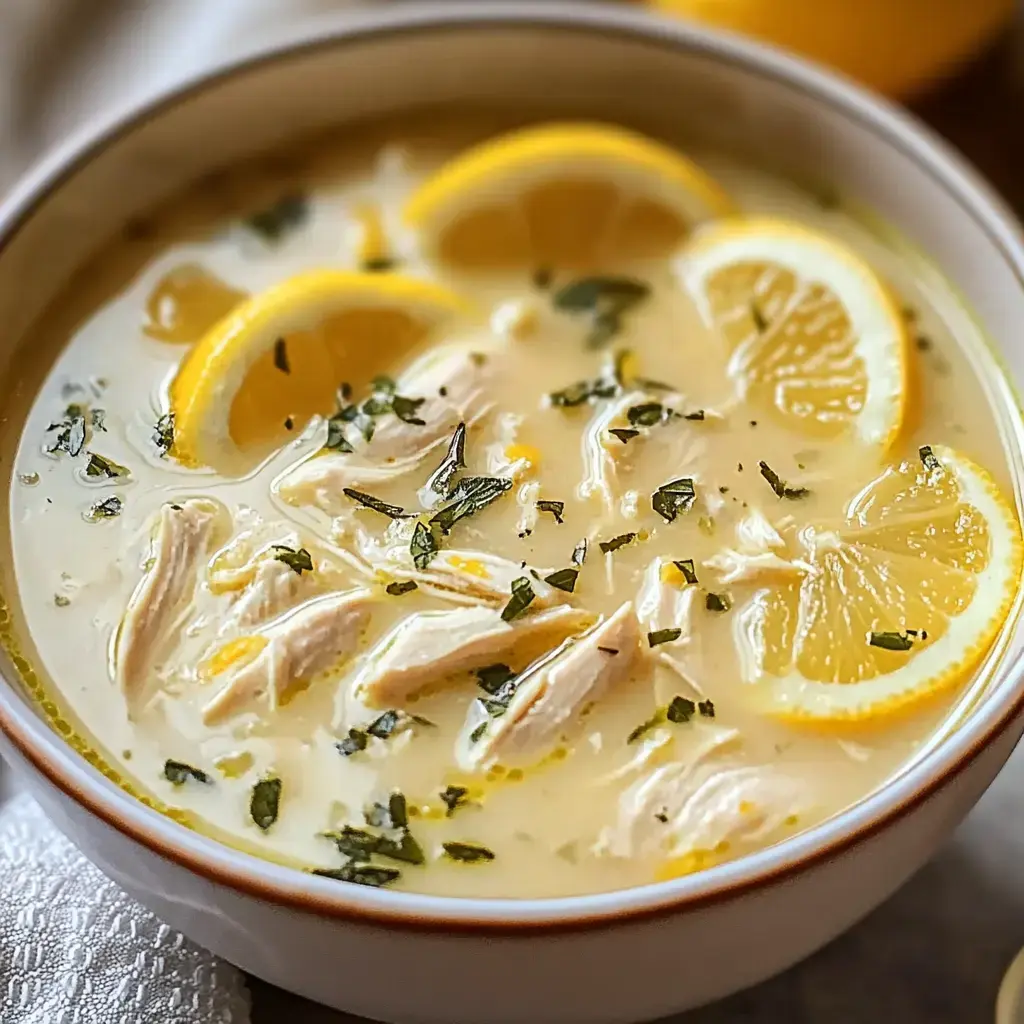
[0,794,251,1023]
[0,3,360,1022]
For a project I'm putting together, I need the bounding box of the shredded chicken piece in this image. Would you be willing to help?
[201,588,375,725]
[457,601,641,772]
[594,729,812,862]
[579,391,647,509]
[114,499,225,709]
[278,343,496,511]
[352,604,591,708]
[703,508,810,584]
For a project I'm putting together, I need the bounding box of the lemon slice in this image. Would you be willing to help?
[405,122,734,269]
[169,270,469,469]
[738,446,1022,723]
[679,217,908,452]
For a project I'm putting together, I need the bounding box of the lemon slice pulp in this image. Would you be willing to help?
[679,217,908,452]
[740,446,1022,723]
[405,122,735,270]
[169,270,469,470]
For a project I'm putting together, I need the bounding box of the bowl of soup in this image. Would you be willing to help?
[1,3,1023,1022]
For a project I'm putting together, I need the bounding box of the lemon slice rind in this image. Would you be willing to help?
[169,270,470,468]
[678,217,908,452]
[750,446,1021,724]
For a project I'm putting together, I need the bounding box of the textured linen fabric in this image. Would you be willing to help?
[0,794,251,1024]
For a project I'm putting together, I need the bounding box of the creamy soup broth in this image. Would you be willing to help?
[5,113,1017,898]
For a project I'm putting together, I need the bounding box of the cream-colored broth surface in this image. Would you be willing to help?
[8,116,1016,897]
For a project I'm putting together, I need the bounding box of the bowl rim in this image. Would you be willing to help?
[1,0,1024,933]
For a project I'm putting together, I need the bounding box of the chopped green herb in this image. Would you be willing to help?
[599,532,637,555]
[919,445,941,472]
[672,559,698,585]
[609,427,640,444]
[758,461,809,499]
[666,696,696,723]
[705,592,731,613]
[627,402,665,428]
[652,478,696,522]
[410,522,439,571]
[163,759,212,786]
[698,699,716,718]
[273,338,290,374]
[430,476,511,535]
[392,394,427,425]
[627,710,665,744]
[371,375,398,395]
[684,410,706,421]
[250,776,282,831]
[245,193,308,242]
[751,302,769,333]
[324,825,425,866]
[46,404,88,457]
[312,863,401,888]
[476,663,516,694]
[501,576,536,623]
[440,785,470,817]
[442,841,496,863]
[572,538,588,566]
[868,630,922,651]
[552,276,650,348]
[423,423,467,500]
[152,412,175,456]
[366,709,404,740]
[469,723,488,744]
[54,594,70,608]
[324,413,355,453]
[386,580,418,596]
[90,408,107,432]
[365,792,409,830]
[85,452,130,480]
[362,256,397,272]
[536,499,565,523]
[543,567,579,593]
[648,628,682,648]
[85,495,123,521]
[597,646,619,655]
[336,728,369,757]
[272,545,314,575]
[343,487,413,520]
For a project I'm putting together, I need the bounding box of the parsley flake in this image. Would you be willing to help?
[627,402,666,428]
[652,478,696,522]
[501,576,536,622]
[666,696,696,723]
[758,461,809,499]
[536,499,565,524]
[440,785,470,817]
[245,193,308,242]
[705,592,731,612]
[85,495,123,521]
[543,567,579,593]
[552,276,650,349]
[250,776,282,831]
[343,487,413,520]
[336,728,369,757]
[152,413,175,456]
[868,630,923,651]
[312,863,400,888]
[410,522,439,570]
[386,580,418,596]
[647,628,682,648]
[599,532,637,555]
[272,545,314,575]
[163,760,212,786]
[273,338,290,374]
[442,841,496,863]
[85,452,130,480]
[919,445,941,472]
[672,559,698,585]
[609,427,640,444]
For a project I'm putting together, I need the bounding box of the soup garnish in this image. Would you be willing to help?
[9,117,1021,898]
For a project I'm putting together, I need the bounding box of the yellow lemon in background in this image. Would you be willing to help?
[645,0,1014,97]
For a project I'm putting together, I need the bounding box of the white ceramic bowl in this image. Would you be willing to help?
[1,5,1023,1023]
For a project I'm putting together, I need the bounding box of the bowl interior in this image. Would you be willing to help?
[1,4,1023,919]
